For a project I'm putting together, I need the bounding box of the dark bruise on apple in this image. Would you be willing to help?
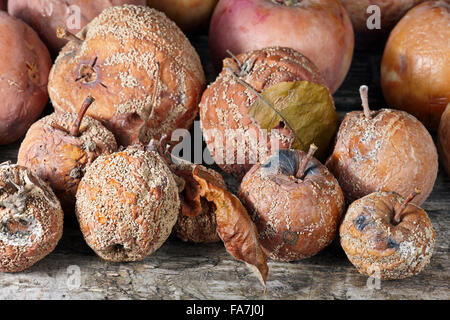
[340,190,435,280]
[239,146,345,262]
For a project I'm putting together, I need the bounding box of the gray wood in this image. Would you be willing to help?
[0,34,448,300]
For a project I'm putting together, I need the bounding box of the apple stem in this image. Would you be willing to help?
[359,85,372,119]
[56,27,83,44]
[296,144,318,179]
[70,95,95,137]
[226,49,242,70]
[394,188,422,223]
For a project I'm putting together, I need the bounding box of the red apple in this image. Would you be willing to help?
[209,0,354,93]
[147,0,218,33]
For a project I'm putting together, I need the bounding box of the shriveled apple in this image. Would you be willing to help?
[209,0,354,93]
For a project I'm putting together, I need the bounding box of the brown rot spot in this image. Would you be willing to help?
[283,230,299,245]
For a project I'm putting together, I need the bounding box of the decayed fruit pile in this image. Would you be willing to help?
[0,1,448,286]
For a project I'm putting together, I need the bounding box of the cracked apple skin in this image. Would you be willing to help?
[340,192,435,280]
[0,12,51,146]
[381,1,450,130]
[147,0,218,33]
[8,0,146,56]
[438,103,450,176]
[326,109,438,206]
[17,112,118,214]
[200,47,329,180]
[48,5,205,147]
[339,0,426,47]
[239,149,345,262]
[209,0,354,93]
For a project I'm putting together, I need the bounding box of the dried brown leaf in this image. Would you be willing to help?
[192,165,269,287]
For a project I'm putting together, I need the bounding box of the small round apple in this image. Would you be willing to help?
[340,190,435,280]
[209,0,354,93]
[381,1,450,130]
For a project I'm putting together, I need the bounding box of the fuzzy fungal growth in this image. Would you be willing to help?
[239,148,345,262]
[18,97,118,214]
[0,163,64,272]
[75,145,180,262]
[326,86,438,206]
[48,5,205,146]
[200,46,330,180]
[340,191,435,280]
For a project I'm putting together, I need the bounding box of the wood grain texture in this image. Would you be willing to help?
[0,34,448,300]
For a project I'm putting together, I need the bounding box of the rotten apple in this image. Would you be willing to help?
[381,0,450,130]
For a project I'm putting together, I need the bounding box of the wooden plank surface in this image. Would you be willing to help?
[0,34,448,300]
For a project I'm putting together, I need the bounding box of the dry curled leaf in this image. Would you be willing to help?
[192,165,269,287]
[248,81,339,160]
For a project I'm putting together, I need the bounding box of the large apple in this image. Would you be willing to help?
[339,0,427,46]
[209,0,354,93]
[147,0,218,33]
[381,0,450,130]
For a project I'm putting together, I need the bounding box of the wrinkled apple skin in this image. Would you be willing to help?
[438,104,450,176]
[0,12,51,146]
[339,0,426,46]
[147,0,218,33]
[381,1,450,130]
[209,0,354,93]
[8,0,147,55]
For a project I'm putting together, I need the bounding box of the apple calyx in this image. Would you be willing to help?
[296,144,318,180]
[393,188,422,224]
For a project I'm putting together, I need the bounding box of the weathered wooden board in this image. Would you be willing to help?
[0,35,448,300]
